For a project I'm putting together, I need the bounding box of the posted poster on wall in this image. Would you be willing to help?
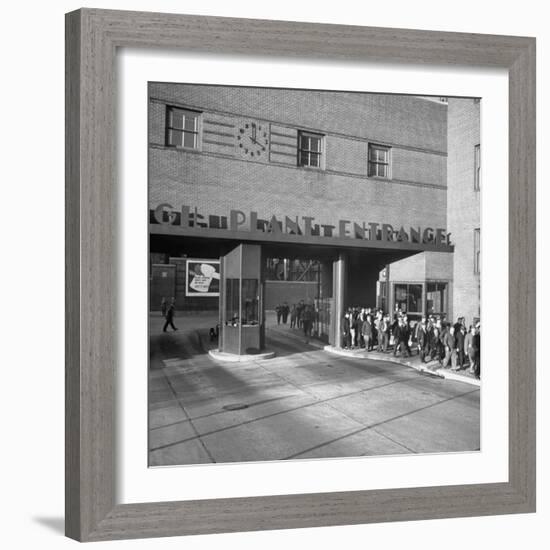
[185,259,220,297]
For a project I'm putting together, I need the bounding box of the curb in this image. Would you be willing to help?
[323,345,480,387]
[208,349,276,363]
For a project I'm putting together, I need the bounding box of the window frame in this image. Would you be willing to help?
[368,143,392,180]
[297,130,325,169]
[425,281,449,318]
[474,143,481,191]
[165,105,202,151]
[474,228,481,275]
[393,282,424,316]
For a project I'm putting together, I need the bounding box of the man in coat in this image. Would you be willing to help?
[454,323,466,370]
[465,325,476,373]
[442,324,457,369]
[162,297,178,333]
[361,314,373,351]
[416,318,428,362]
[342,312,351,349]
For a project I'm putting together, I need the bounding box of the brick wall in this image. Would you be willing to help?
[447,98,481,326]
[148,84,448,233]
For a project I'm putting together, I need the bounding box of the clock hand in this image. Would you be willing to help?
[250,137,266,147]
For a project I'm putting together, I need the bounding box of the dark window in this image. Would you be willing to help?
[474,144,481,191]
[241,279,259,326]
[166,106,200,149]
[394,283,423,314]
[298,131,323,168]
[426,282,448,317]
[368,144,391,179]
[225,279,240,326]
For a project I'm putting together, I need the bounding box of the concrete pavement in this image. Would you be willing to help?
[149,312,480,466]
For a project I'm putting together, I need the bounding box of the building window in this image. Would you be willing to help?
[426,282,448,318]
[474,144,481,190]
[474,228,481,274]
[166,106,201,149]
[298,131,323,168]
[368,144,391,179]
[394,283,423,316]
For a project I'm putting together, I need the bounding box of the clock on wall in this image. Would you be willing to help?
[236,121,269,158]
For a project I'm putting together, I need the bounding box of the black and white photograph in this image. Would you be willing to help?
[148,83,481,467]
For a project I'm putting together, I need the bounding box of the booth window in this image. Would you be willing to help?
[474,144,481,191]
[166,106,201,149]
[225,279,240,326]
[241,280,259,326]
[368,144,391,178]
[298,131,323,168]
[394,283,423,315]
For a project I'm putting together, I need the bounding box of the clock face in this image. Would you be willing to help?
[236,121,269,158]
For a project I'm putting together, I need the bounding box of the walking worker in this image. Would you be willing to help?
[377,314,389,352]
[290,304,297,328]
[349,308,358,348]
[455,323,467,370]
[393,318,411,357]
[162,297,178,332]
[361,313,373,351]
[281,302,290,324]
[465,325,476,373]
[416,317,428,362]
[442,324,457,369]
[275,303,283,325]
[473,323,481,379]
[430,326,444,364]
[342,312,351,349]
[302,303,314,343]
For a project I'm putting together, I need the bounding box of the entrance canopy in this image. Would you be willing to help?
[150,231,433,271]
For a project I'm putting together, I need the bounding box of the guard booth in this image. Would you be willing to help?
[219,244,264,355]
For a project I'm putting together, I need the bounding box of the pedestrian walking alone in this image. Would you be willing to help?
[162,297,178,332]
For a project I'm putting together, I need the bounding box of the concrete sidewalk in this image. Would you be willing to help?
[154,310,480,387]
[149,311,480,465]
[267,318,480,387]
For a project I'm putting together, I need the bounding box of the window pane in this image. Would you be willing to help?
[378,164,387,177]
[407,284,423,313]
[300,135,309,150]
[167,129,183,147]
[394,284,407,312]
[426,282,447,316]
[184,114,197,132]
[183,132,196,148]
[170,110,185,129]
[311,137,321,152]
[225,279,240,325]
[310,152,320,167]
[241,279,259,325]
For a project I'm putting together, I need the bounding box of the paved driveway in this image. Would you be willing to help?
[149,313,480,466]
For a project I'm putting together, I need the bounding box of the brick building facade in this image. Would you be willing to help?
[148,83,480,345]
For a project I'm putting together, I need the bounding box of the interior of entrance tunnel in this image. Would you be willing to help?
[150,234,423,351]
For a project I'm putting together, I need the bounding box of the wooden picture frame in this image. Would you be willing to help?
[65,8,536,542]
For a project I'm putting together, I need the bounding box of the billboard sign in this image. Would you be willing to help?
[185,259,220,297]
